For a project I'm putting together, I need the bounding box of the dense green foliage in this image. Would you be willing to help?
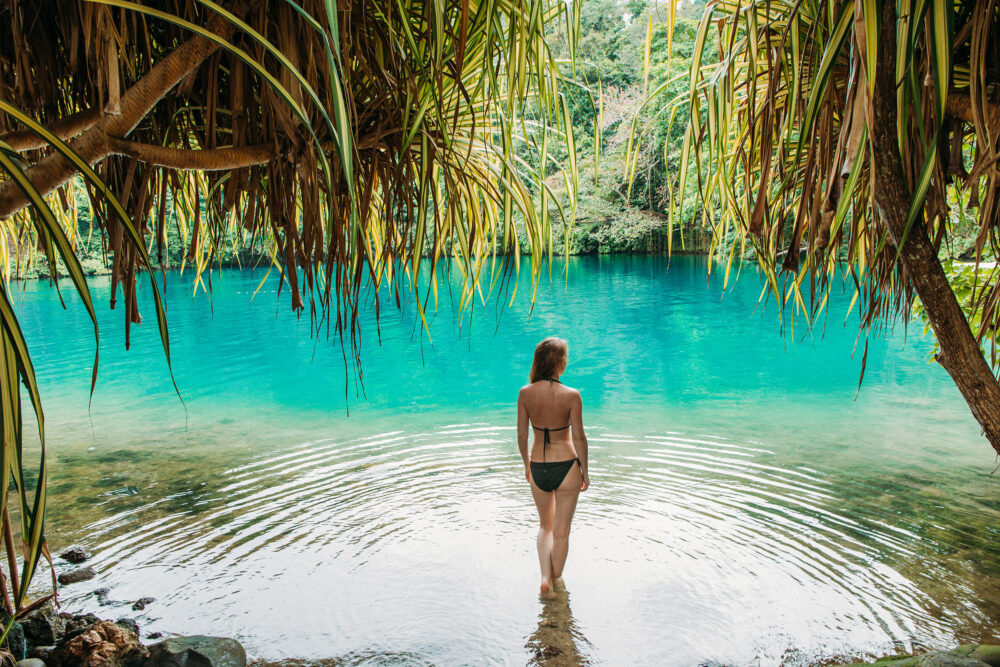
[502,0,716,255]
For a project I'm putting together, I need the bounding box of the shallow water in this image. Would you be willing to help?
[12,255,1000,666]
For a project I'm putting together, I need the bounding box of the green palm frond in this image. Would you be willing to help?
[637,0,999,350]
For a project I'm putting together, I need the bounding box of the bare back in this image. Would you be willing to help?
[517,380,583,462]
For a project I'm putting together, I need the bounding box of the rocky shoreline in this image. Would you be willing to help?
[836,646,1000,667]
[11,602,997,667]
[0,545,247,667]
[3,607,246,667]
[9,603,999,667]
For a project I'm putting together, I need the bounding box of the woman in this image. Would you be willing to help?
[517,336,590,594]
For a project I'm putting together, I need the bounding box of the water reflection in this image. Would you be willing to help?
[527,582,590,666]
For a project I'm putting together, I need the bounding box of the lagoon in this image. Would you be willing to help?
[13,255,1000,666]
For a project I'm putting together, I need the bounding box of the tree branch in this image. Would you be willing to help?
[107,137,273,171]
[0,14,237,219]
[946,92,1000,127]
[0,108,101,152]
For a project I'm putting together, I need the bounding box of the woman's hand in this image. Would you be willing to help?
[525,466,532,483]
[581,472,590,491]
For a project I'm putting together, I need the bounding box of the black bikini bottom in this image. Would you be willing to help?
[530,458,581,492]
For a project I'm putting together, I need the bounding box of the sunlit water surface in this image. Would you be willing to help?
[12,255,1000,666]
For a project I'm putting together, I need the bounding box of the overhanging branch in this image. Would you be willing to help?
[0,13,237,219]
[946,92,1000,127]
[107,137,273,170]
[0,109,101,152]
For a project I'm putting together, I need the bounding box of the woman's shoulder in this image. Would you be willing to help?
[557,383,581,399]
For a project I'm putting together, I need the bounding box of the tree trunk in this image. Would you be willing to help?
[871,0,1000,455]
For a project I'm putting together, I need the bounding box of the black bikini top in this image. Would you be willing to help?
[530,376,570,447]
[532,422,570,445]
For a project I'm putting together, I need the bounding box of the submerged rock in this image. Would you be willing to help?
[92,589,111,606]
[99,487,139,498]
[50,620,147,667]
[970,647,1000,667]
[145,636,246,667]
[916,652,988,667]
[60,547,91,564]
[17,659,46,667]
[58,567,97,585]
[839,646,1000,667]
[130,598,155,612]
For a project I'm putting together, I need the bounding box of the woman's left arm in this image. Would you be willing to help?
[570,390,589,491]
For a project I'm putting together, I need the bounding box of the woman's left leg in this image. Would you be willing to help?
[550,464,582,580]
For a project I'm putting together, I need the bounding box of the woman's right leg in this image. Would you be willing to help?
[530,479,556,591]
[550,464,583,580]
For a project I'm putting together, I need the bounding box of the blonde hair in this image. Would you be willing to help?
[530,337,568,383]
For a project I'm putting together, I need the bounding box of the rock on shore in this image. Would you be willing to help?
[838,645,1000,667]
[4,606,246,667]
[146,637,246,667]
[49,620,146,667]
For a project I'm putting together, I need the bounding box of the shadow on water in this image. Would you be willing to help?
[526,583,591,666]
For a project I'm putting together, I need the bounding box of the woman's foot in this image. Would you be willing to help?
[540,577,551,593]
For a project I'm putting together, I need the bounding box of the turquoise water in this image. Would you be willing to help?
[11,255,1000,666]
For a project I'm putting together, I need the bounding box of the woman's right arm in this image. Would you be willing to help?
[570,390,589,491]
[517,389,531,481]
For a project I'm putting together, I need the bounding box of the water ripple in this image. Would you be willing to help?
[47,424,999,666]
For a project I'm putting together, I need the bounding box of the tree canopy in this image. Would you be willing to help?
[651,0,1000,455]
[0,0,580,619]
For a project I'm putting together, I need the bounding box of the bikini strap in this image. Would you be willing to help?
[531,423,570,445]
